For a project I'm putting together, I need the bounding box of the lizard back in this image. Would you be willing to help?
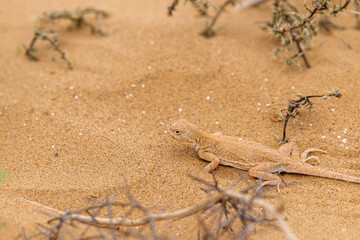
[196,132,288,170]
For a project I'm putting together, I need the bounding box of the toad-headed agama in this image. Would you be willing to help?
[168,119,360,191]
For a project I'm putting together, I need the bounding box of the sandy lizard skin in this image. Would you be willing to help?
[168,119,360,191]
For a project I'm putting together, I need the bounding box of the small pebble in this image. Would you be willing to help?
[141,84,145,88]
[337,136,341,139]
[131,84,136,88]
[342,139,347,143]
[206,96,210,100]
[69,86,74,90]
[264,78,268,82]
[321,136,326,138]
[215,121,219,124]
[148,66,152,70]
[178,108,182,112]
[74,95,78,99]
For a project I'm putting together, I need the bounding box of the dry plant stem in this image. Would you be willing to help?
[36,190,297,240]
[279,91,341,143]
[26,31,73,70]
[294,36,311,68]
[168,0,180,15]
[234,0,268,10]
[202,0,236,37]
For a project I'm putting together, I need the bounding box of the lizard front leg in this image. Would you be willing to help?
[198,150,220,172]
[248,162,283,192]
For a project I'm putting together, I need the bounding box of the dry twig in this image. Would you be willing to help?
[22,174,297,239]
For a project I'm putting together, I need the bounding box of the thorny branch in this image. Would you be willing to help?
[277,89,341,143]
[22,174,297,240]
[25,7,109,69]
[201,0,239,37]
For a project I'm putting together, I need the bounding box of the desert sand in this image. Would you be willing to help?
[0,0,360,239]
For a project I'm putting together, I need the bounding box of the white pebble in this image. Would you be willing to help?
[257,103,261,106]
[142,111,146,114]
[149,40,154,45]
[117,128,121,131]
[79,133,82,136]
[178,108,182,112]
[131,84,136,88]
[342,139,347,143]
[337,136,341,138]
[141,84,145,88]
[238,138,243,140]
[23,123,26,126]
[35,117,39,120]
[321,136,326,138]
[231,72,234,76]
[266,104,271,107]
[74,95,78,99]
[275,97,278,100]
[309,124,312,126]
[29,138,32,141]
[51,145,54,148]
[264,78,268,82]
[291,86,295,89]
[51,113,55,116]
[160,122,164,125]
[206,96,210,100]
[300,122,303,125]
[148,66,152,70]
[69,86,74,90]
[43,85,47,89]
[331,108,335,112]
[215,121,219,124]
[257,108,261,111]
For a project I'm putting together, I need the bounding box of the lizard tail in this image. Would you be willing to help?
[285,163,360,184]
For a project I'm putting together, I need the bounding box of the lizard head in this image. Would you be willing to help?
[168,119,198,144]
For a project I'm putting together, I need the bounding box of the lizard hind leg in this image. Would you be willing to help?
[278,142,300,157]
[301,148,327,162]
[248,162,283,193]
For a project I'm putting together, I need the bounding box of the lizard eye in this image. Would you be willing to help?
[174,130,181,135]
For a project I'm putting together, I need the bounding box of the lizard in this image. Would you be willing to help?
[168,119,360,191]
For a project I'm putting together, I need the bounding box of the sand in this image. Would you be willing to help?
[0,0,360,239]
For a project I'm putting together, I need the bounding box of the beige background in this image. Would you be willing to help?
[0,0,360,239]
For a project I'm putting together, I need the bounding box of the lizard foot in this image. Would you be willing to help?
[301,148,327,162]
[255,181,282,194]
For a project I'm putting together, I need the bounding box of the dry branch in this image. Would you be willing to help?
[22,174,297,240]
